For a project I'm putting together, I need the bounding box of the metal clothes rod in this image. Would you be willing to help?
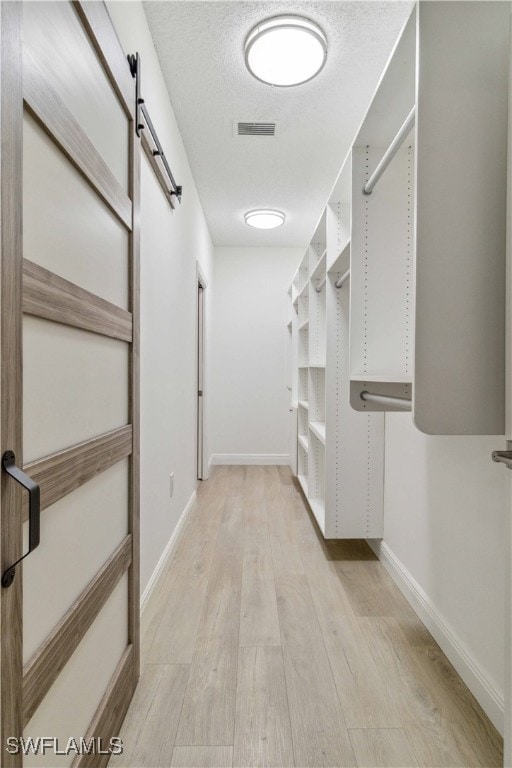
[492,450,512,469]
[363,106,415,195]
[335,269,350,289]
[360,391,412,411]
[315,275,326,293]
[141,104,182,202]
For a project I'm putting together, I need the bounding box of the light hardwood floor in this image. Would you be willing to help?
[112,466,503,768]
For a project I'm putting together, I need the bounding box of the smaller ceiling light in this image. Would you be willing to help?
[245,15,327,87]
[244,209,286,229]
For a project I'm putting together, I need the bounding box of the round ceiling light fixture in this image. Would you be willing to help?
[244,15,327,87]
[244,209,286,229]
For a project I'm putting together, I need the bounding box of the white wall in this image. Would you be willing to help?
[107,2,214,596]
[211,246,301,465]
[373,413,508,733]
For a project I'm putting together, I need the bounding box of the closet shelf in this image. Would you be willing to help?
[298,435,309,452]
[309,421,326,445]
[298,400,309,410]
[351,374,411,384]
[329,240,350,275]
[309,362,326,369]
[310,251,327,286]
[298,319,309,331]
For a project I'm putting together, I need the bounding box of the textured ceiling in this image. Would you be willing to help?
[143,1,414,247]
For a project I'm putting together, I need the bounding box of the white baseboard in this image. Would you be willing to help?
[140,490,197,616]
[210,453,289,466]
[367,539,504,735]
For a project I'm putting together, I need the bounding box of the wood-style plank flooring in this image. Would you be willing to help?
[112,466,503,767]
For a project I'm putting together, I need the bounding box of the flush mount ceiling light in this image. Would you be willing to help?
[244,209,286,229]
[244,15,327,87]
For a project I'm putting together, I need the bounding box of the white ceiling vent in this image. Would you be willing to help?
[235,121,277,137]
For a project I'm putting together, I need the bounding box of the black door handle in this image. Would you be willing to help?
[2,451,40,588]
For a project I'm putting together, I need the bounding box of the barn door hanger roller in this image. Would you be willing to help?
[127,52,144,137]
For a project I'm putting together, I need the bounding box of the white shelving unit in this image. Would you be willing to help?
[286,283,298,475]
[326,160,384,539]
[348,2,509,434]
[287,1,509,539]
[288,202,384,538]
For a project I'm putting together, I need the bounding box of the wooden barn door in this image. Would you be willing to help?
[0,2,140,765]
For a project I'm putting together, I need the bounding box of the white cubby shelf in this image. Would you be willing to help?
[309,421,326,445]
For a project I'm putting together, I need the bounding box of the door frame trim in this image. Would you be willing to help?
[196,263,208,482]
[0,3,24,763]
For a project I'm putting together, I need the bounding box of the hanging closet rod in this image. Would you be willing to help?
[360,391,412,411]
[315,276,326,293]
[335,268,350,289]
[363,106,415,196]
